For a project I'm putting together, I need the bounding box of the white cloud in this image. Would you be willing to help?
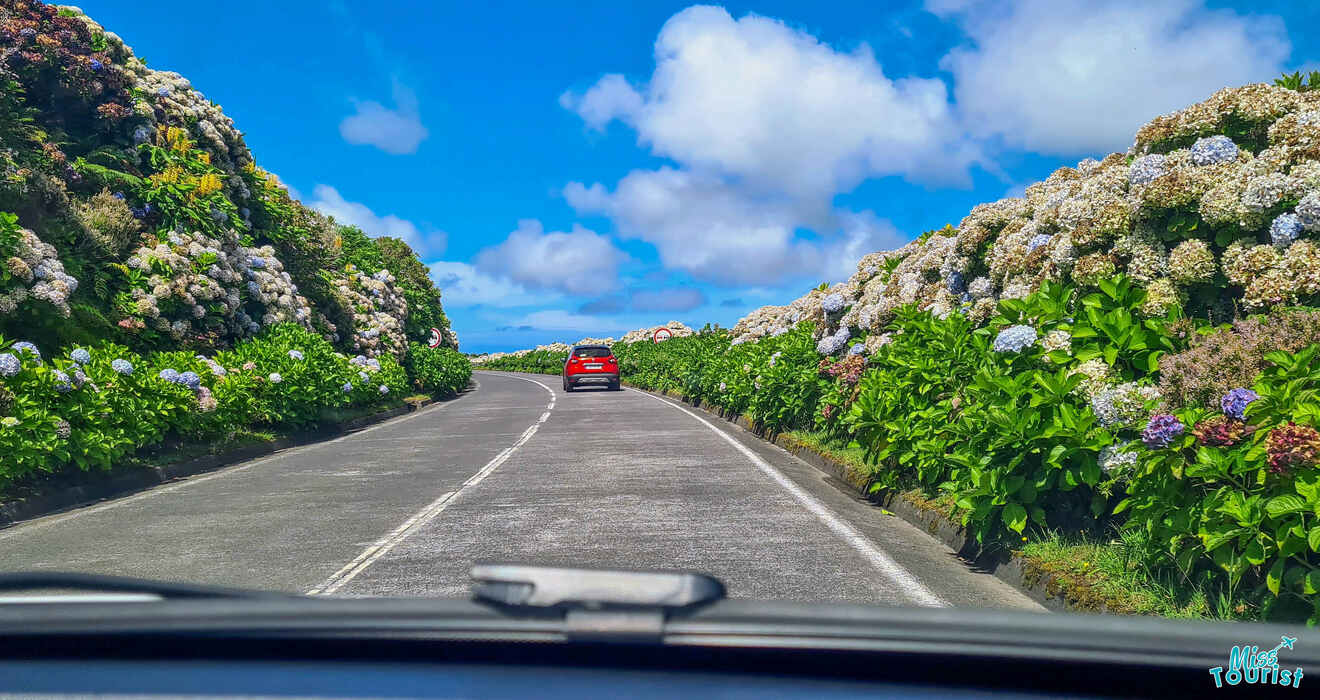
[308,185,445,258]
[562,5,978,196]
[630,287,707,312]
[474,220,627,296]
[339,80,430,155]
[428,261,555,308]
[931,0,1290,155]
[565,168,903,287]
[559,6,933,288]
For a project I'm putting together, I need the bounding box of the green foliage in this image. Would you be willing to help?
[377,237,453,346]
[336,224,386,274]
[0,326,407,486]
[1274,70,1320,92]
[404,343,471,396]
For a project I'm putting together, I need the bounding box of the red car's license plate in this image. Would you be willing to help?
[585,363,603,369]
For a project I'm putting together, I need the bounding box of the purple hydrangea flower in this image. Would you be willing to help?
[12,341,39,360]
[1220,388,1259,421]
[178,371,202,391]
[53,370,73,393]
[19,28,35,38]
[1142,414,1185,449]
[89,58,104,72]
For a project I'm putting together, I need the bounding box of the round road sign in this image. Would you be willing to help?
[653,327,673,343]
[428,327,443,348]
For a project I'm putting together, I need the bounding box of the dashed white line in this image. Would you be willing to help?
[628,388,948,608]
[308,374,556,595]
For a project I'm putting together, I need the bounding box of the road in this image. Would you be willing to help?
[0,371,1041,610]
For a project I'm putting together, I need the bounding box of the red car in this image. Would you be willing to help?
[563,344,620,392]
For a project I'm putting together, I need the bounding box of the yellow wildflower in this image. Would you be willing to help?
[149,165,184,186]
[195,173,223,197]
[197,152,211,165]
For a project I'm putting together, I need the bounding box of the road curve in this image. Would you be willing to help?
[0,371,1041,610]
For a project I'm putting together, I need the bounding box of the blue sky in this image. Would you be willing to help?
[81,0,1320,353]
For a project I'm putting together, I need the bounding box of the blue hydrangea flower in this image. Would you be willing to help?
[53,370,73,393]
[178,371,202,391]
[89,58,103,72]
[849,343,866,356]
[358,371,369,381]
[946,270,966,294]
[250,257,266,269]
[1270,213,1303,248]
[269,373,283,384]
[821,293,845,314]
[111,359,134,375]
[1026,234,1053,253]
[12,341,39,360]
[158,368,180,384]
[112,192,125,200]
[70,348,91,365]
[1128,154,1168,186]
[156,87,170,97]
[1190,135,1239,166]
[992,325,1037,353]
[1299,192,1320,232]
[342,382,353,393]
[132,125,152,145]
[288,350,304,361]
[0,353,19,377]
[378,385,389,394]
[1141,414,1185,449]
[816,326,851,355]
[1220,388,1259,420]
[72,369,87,387]
[19,28,35,38]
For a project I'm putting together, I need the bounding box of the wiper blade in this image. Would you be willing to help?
[471,563,725,609]
[0,572,296,601]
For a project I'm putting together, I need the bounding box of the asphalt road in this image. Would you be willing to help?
[0,371,1041,610]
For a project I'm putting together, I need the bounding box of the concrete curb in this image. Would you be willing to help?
[619,381,1082,613]
[0,387,470,531]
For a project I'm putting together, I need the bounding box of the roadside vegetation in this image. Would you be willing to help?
[0,4,467,492]
[481,78,1320,624]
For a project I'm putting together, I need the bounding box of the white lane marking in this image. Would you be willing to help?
[308,374,556,595]
[0,398,464,539]
[477,371,556,400]
[629,389,948,608]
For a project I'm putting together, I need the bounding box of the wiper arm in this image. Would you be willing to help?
[0,572,296,601]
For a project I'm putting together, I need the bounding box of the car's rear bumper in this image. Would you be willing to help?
[565,372,619,385]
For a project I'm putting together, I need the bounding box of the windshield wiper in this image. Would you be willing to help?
[471,564,725,642]
[0,572,297,602]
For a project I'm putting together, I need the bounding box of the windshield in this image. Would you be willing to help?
[1,0,1318,642]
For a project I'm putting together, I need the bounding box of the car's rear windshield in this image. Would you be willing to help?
[573,347,612,358]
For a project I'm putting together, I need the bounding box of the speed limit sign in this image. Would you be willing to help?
[653,327,673,343]
[427,327,443,348]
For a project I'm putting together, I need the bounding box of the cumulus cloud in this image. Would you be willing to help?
[565,169,903,287]
[428,261,554,308]
[931,0,1290,154]
[339,80,430,155]
[309,185,445,257]
[512,309,630,334]
[559,6,940,288]
[562,5,978,196]
[474,220,627,296]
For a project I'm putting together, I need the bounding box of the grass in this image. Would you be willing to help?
[783,429,1257,622]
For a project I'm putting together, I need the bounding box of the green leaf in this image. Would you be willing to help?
[1267,558,1285,596]
[1003,503,1027,534]
[1265,494,1308,519]
[1310,526,1320,553]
